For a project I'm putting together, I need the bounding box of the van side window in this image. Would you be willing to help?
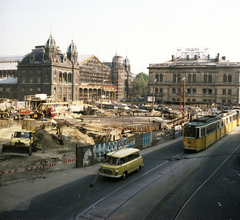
[128,154,134,161]
[120,158,125,165]
[133,152,139,158]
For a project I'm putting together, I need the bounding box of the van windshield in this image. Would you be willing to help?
[105,156,119,165]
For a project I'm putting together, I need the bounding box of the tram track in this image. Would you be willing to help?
[144,132,240,220]
[75,131,240,220]
[75,150,201,220]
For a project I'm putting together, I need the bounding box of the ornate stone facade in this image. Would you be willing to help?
[148,52,240,107]
[0,35,133,102]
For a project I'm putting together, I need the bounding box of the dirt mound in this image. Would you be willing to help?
[61,126,95,146]
[35,129,61,149]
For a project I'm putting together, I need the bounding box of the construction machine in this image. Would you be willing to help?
[2,119,41,156]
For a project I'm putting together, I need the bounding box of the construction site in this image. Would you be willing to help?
[0,94,198,185]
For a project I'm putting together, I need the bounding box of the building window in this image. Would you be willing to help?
[172,88,176,94]
[160,74,163,82]
[173,74,176,82]
[187,99,191,102]
[155,88,158,94]
[156,74,159,81]
[6,87,10,92]
[192,99,196,102]
[228,74,232,82]
[209,74,212,83]
[203,89,207,94]
[172,98,175,101]
[38,87,41,92]
[177,88,181,94]
[68,73,72,83]
[193,74,196,83]
[187,88,191,94]
[228,89,231,95]
[208,89,212,94]
[160,88,163,93]
[38,77,41,83]
[193,88,196,93]
[22,87,25,91]
[222,100,226,104]
[222,89,226,95]
[228,100,231,104]
[30,87,33,92]
[0,87,3,91]
[188,74,191,83]
[204,74,207,83]
[22,77,25,83]
[177,74,181,82]
[223,74,227,82]
[30,76,33,83]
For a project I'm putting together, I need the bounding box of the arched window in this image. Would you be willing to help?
[209,74,212,83]
[160,74,163,82]
[173,74,176,82]
[156,74,159,82]
[59,72,62,83]
[204,74,207,83]
[193,74,196,83]
[228,74,232,82]
[68,73,72,83]
[188,74,191,83]
[223,74,227,82]
[177,74,181,82]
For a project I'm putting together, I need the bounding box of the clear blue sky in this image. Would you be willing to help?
[1,0,240,74]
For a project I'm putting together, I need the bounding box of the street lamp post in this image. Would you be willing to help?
[152,79,157,111]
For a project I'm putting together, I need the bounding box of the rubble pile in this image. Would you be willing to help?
[60,126,95,146]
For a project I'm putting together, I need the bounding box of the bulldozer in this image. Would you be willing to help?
[2,119,41,156]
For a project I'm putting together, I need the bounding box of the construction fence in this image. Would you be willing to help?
[76,125,183,168]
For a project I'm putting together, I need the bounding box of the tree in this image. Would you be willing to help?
[130,72,149,98]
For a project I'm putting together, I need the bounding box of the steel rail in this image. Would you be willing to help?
[143,133,240,220]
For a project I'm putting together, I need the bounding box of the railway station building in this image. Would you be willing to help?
[148,47,240,108]
[0,35,132,102]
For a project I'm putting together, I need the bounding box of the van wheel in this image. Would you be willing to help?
[136,166,141,172]
[122,172,127,180]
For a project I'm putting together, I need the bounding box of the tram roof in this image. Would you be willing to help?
[193,116,220,123]
[186,116,220,127]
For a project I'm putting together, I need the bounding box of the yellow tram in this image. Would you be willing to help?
[183,110,240,152]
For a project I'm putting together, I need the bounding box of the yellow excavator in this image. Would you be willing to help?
[2,119,43,156]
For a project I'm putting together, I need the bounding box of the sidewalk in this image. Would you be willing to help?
[0,137,182,212]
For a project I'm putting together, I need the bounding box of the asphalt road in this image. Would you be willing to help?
[1,127,240,220]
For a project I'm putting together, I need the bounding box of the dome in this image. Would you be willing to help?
[112,54,123,63]
[125,56,130,66]
[45,34,56,48]
[67,40,77,53]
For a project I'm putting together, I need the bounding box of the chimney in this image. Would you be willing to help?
[208,54,210,60]
[194,55,198,60]
[217,53,220,62]
[186,55,189,60]
[172,55,175,61]
[222,56,226,60]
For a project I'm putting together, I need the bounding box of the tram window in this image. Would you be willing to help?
[201,128,205,137]
[226,118,229,124]
[206,123,216,134]
[196,128,199,139]
[222,119,225,126]
[184,127,195,138]
[233,114,237,121]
